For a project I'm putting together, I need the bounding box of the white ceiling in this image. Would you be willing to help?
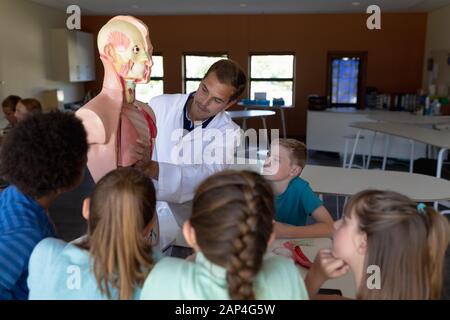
[30,0,450,15]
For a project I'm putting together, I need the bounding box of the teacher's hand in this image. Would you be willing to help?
[132,139,159,180]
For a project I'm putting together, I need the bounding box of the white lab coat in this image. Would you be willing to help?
[148,93,241,226]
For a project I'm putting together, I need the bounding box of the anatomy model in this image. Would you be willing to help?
[76,16,156,183]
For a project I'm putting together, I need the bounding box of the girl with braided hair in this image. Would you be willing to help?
[141,170,309,300]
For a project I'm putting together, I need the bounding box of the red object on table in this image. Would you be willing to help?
[283,241,312,269]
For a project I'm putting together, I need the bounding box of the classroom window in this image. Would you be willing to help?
[249,54,295,106]
[183,54,228,93]
[327,52,367,107]
[136,55,164,103]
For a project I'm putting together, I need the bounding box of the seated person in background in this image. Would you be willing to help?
[0,111,88,300]
[305,190,450,299]
[263,138,334,238]
[28,168,160,300]
[141,170,309,300]
[1,95,20,137]
[15,98,42,122]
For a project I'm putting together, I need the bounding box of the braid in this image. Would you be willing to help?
[191,170,274,300]
[226,179,260,299]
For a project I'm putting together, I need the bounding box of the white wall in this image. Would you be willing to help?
[423,4,450,90]
[0,0,85,126]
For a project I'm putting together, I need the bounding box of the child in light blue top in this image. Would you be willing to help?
[28,168,160,300]
[28,238,162,299]
[263,139,334,239]
[141,170,309,300]
[141,252,307,300]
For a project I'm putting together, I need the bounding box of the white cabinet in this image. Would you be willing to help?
[50,29,96,82]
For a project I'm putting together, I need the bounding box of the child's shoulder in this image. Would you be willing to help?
[31,237,64,256]
[288,176,311,191]
[28,238,67,285]
[260,255,301,277]
[256,255,308,299]
[30,238,71,266]
[149,256,192,277]
[141,256,192,299]
[30,238,89,271]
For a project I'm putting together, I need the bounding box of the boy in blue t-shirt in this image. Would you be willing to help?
[263,139,334,238]
[0,112,88,299]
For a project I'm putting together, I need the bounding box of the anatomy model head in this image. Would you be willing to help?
[97,16,154,101]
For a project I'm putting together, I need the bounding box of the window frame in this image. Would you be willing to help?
[135,53,164,102]
[248,52,296,105]
[182,53,229,93]
[149,53,164,82]
[326,51,367,108]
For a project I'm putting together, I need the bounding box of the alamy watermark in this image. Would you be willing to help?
[66,265,81,290]
[366,265,381,290]
[367,5,381,30]
[66,4,381,31]
[167,126,280,174]
[66,5,81,30]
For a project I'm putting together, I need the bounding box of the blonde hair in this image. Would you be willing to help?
[276,138,307,168]
[191,170,275,299]
[345,190,450,299]
[79,168,156,300]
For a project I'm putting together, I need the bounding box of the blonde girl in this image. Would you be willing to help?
[28,168,158,299]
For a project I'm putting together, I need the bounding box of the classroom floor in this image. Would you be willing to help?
[48,151,450,299]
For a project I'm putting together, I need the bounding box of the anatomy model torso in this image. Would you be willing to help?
[76,16,157,183]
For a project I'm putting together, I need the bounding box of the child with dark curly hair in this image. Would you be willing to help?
[0,111,88,300]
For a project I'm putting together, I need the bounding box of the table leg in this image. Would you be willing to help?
[242,119,247,131]
[436,148,448,179]
[343,139,349,168]
[261,116,267,130]
[434,148,448,211]
[366,132,377,169]
[382,134,390,171]
[261,117,268,146]
[335,196,340,219]
[409,140,414,173]
[280,108,287,138]
[348,130,361,169]
[242,106,248,131]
